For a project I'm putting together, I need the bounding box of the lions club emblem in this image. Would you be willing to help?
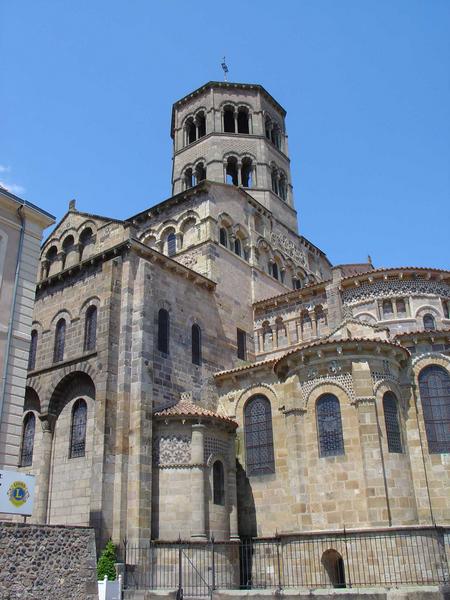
[7,480,29,508]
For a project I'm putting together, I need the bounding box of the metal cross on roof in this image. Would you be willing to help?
[221,57,229,82]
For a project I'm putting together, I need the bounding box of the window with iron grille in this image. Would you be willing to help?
[418,365,450,453]
[158,309,169,354]
[20,412,35,467]
[244,395,275,475]
[423,313,436,331]
[237,328,246,360]
[316,394,345,457]
[70,399,87,458]
[28,330,38,371]
[167,233,176,257]
[213,460,225,505]
[84,306,97,351]
[383,392,402,453]
[192,324,202,366]
[53,318,66,363]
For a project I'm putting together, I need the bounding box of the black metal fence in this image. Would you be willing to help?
[123,527,449,596]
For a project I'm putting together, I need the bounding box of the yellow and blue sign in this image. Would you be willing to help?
[0,470,35,516]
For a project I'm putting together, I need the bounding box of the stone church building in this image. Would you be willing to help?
[20,82,449,567]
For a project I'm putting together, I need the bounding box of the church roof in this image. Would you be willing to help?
[153,397,237,427]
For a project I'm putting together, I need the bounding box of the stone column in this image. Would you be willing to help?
[234,113,238,134]
[310,311,317,338]
[190,423,207,539]
[33,414,54,524]
[228,436,239,540]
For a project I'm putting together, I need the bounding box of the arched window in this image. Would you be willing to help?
[185,118,196,145]
[271,123,281,149]
[158,308,170,354]
[234,238,242,257]
[265,116,272,139]
[79,227,94,260]
[316,394,345,457]
[70,399,87,458]
[84,306,97,351]
[241,157,253,187]
[28,330,38,371]
[195,162,206,183]
[20,412,35,467]
[383,392,402,453]
[271,168,278,195]
[237,107,249,134]
[196,111,206,138]
[44,245,58,278]
[322,550,346,588]
[184,168,194,190]
[62,235,75,269]
[223,106,235,133]
[192,324,202,366]
[278,174,287,201]
[226,157,238,185]
[167,233,176,257]
[423,313,436,331]
[219,227,228,248]
[396,298,407,316]
[213,460,225,505]
[272,262,279,280]
[418,365,450,453]
[244,395,275,475]
[53,318,66,363]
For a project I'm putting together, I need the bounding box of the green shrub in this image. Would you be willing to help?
[97,540,117,581]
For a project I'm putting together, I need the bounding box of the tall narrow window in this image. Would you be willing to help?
[192,324,202,366]
[383,392,402,453]
[226,157,238,185]
[28,330,38,371]
[272,262,279,280]
[223,106,235,133]
[158,309,170,354]
[244,395,275,475]
[237,108,249,134]
[213,460,225,505]
[167,233,176,257]
[20,412,35,467]
[237,328,246,360]
[53,318,66,363]
[423,314,436,331]
[396,298,407,317]
[84,306,97,352]
[219,227,228,248]
[70,399,87,458]
[418,365,450,453]
[234,238,242,257]
[382,300,393,317]
[316,394,345,457]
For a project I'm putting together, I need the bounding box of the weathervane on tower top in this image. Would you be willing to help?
[221,57,229,82]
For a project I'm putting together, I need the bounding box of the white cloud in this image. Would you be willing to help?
[0,180,26,195]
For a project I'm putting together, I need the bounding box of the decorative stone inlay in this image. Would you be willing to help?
[371,371,400,385]
[328,360,342,375]
[270,231,307,266]
[204,436,232,466]
[342,279,450,306]
[300,372,355,404]
[177,254,197,269]
[153,435,191,465]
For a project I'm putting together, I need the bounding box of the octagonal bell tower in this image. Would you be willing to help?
[171,81,298,232]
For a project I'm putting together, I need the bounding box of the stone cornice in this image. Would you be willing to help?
[340,267,450,289]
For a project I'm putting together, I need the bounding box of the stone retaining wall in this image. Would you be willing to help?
[0,521,98,599]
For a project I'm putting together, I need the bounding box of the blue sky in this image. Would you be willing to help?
[1,1,449,269]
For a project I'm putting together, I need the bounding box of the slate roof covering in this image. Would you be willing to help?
[153,397,237,426]
[341,266,450,283]
[214,358,277,378]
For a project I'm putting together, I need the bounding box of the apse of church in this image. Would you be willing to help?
[18,81,449,549]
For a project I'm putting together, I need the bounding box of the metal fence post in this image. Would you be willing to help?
[123,538,128,589]
[177,536,183,600]
[211,535,216,592]
[275,532,282,593]
[343,526,351,588]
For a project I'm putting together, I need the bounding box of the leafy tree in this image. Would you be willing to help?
[97,540,117,581]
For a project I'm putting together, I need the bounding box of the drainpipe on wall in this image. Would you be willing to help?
[0,204,26,442]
